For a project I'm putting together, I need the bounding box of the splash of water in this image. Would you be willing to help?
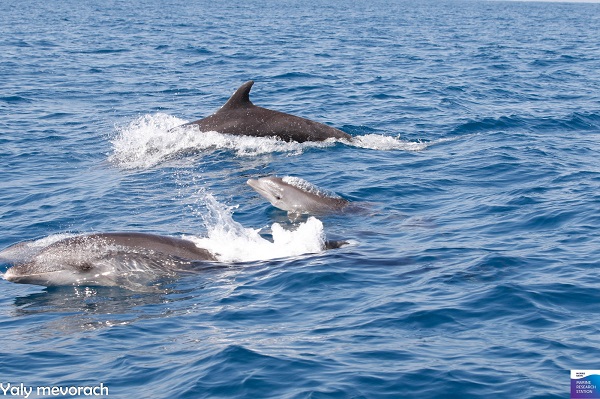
[109,113,431,169]
[184,192,326,263]
[109,113,316,169]
[1,194,328,267]
[350,133,429,151]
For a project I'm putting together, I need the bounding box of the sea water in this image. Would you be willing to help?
[1,0,599,398]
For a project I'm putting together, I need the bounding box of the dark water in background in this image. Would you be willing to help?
[1,0,600,398]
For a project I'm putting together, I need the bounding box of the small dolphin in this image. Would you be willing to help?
[179,81,352,143]
[247,176,349,215]
[1,233,217,288]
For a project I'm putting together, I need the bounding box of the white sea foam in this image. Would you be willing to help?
[349,133,429,151]
[184,192,326,263]
[109,113,432,169]
[109,113,328,169]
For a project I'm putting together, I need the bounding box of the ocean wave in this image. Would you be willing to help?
[450,112,600,136]
[0,95,33,104]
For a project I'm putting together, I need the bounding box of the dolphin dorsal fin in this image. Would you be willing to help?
[221,80,254,109]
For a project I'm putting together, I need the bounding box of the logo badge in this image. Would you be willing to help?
[571,371,600,399]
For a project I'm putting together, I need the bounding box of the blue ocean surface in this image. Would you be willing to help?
[1,0,600,398]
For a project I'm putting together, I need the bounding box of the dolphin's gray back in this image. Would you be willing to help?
[285,187,349,213]
[76,233,216,261]
[186,81,352,143]
[2,233,217,289]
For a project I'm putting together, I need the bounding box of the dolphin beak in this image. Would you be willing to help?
[3,265,41,284]
[247,179,267,196]
[247,179,278,203]
[246,179,258,189]
[247,179,262,194]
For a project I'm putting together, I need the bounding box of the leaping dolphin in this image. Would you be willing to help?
[178,81,353,143]
[1,233,217,288]
[247,176,350,215]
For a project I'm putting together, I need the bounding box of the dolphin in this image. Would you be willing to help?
[1,233,217,288]
[1,231,348,288]
[179,81,352,143]
[247,176,349,215]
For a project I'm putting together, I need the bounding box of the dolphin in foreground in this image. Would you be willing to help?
[179,81,353,143]
[1,233,217,288]
[1,231,348,289]
[247,176,350,215]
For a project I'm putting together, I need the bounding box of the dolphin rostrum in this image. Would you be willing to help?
[1,233,217,288]
[247,176,350,215]
[179,81,352,143]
